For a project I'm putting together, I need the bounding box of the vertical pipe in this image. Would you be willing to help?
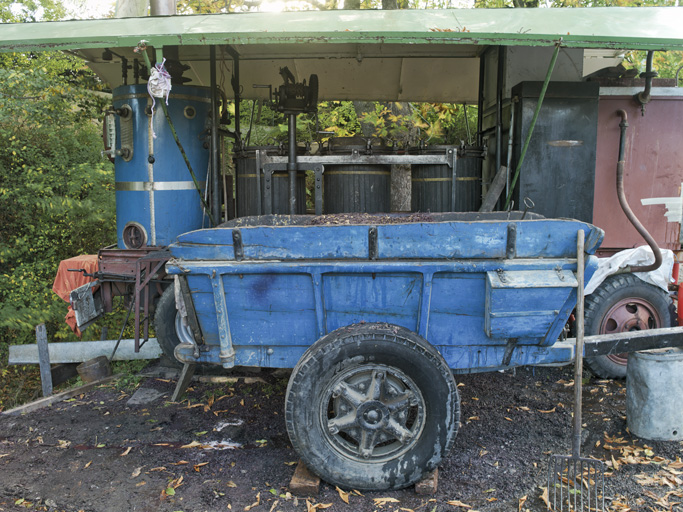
[288,114,298,215]
[233,54,241,144]
[210,46,221,225]
[150,0,176,15]
[477,52,485,148]
[495,46,504,191]
[505,100,515,200]
[573,229,585,459]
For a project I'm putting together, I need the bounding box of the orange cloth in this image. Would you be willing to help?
[52,254,99,336]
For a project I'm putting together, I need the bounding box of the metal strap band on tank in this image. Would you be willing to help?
[115,181,206,191]
[237,173,304,178]
[113,93,212,103]
[412,177,479,182]
[325,170,391,175]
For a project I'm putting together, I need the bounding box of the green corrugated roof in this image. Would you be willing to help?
[0,7,682,53]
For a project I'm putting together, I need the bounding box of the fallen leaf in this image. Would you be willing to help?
[518,495,527,511]
[373,497,400,506]
[284,461,298,466]
[131,467,143,478]
[181,441,205,449]
[244,492,260,511]
[165,487,175,496]
[504,417,513,422]
[268,500,279,512]
[194,462,209,472]
[538,408,556,414]
[57,440,71,449]
[539,486,550,508]
[120,447,132,456]
[336,486,350,504]
[150,467,166,472]
[447,500,472,508]
[84,461,92,468]
[172,460,189,465]
[194,431,208,436]
[136,481,146,487]
[226,481,237,488]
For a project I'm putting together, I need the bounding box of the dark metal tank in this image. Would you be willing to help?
[323,137,391,214]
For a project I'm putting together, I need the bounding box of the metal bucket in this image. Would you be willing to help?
[324,137,391,214]
[626,347,683,441]
[77,355,113,383]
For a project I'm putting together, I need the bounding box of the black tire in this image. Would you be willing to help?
[154,285,183,366]
[284,323,460,491]
[585,273,673,379]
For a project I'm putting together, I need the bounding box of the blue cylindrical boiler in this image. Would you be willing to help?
[112,84,211,248]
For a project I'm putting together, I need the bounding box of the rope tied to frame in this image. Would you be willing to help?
[147,58,172,139]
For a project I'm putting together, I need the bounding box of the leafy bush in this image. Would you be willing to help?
[0,55,115,347]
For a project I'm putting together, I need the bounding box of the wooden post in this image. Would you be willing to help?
[36,324,53,397]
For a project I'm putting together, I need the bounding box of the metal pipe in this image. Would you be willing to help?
[505,41,562,210]
[210,46,221,226]
[225,47,241,145]
[573,229,585,459]
[505,97,516,199]
[477,53,485,147]
[615,109,662,273]
[495,46,504,190]
[635,50,656,111]
[149,0,176,15]
[288,114,298,215]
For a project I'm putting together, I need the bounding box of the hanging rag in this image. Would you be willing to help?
[147,58,172,138]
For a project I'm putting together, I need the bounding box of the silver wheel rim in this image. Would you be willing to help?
[320,364,425,463]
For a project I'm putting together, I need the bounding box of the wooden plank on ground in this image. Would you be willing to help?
[415,469,439,495]
[9,338,161,365]
[290,460,320,496]
[1,374,119,416]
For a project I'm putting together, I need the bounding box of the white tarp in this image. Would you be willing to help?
[585,246,674,296]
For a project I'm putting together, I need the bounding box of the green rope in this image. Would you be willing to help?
[504,40,562,210]
[135,41,216,227]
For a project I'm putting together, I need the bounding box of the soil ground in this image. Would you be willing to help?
[0,361,681,512]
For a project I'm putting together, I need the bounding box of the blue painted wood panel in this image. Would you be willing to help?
[221,273,318,346]
[426,273,492,346]
[322,273,422,332]
[485,270,576,338]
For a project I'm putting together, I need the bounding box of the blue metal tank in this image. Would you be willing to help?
[112,84,211,248]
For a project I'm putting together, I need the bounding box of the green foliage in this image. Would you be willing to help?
[0,53,115,346]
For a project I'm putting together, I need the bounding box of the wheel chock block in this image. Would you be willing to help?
[290,460,320,496]
[415,469,438,495]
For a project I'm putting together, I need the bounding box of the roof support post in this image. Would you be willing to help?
[210,45,221,224]
[505,40,562,210]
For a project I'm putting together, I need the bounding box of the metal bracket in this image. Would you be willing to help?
[368,227,378,260]
[232,229,244,261]
[313,165,324,216]
[502,337,519,366]
[506,223,517,259]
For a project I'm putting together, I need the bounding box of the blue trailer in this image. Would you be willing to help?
[159,212,602,489]
[4,5,683,492]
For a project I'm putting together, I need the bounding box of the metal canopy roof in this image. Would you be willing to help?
[1,7,681,102]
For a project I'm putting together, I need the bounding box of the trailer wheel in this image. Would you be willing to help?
[585,273,673,379]
[154,285,192,366]
[285,323,459,490]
